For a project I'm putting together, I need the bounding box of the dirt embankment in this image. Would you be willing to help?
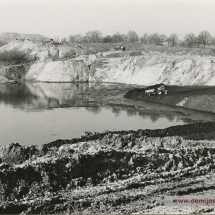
[90,53,215,86]
[25,50,215,84]
[1,122,215,214]
[1,40,215,85]
[125,85,215,113]
[0,64,27,83]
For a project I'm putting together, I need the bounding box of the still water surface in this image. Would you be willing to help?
[0,82,214,146]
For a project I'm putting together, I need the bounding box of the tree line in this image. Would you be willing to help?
[61,30,215,49]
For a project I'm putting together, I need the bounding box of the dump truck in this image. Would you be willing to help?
[145,84,168,96]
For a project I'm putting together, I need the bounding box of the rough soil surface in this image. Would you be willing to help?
[0,65,27,83]
[125,85,215,114]
[1,123,215,214]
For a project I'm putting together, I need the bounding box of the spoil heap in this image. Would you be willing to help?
[1,123,215,214]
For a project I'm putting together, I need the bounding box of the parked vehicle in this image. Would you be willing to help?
[145,84,168,96]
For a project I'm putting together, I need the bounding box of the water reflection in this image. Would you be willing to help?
[1,82,215,146]
[0,83,99,111]
[0,82,213,124]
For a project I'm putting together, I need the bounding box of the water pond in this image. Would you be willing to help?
[0,82,214,146]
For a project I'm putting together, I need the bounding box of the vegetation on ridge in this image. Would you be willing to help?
[0,50,29,64]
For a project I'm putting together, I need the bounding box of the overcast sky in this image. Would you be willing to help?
[0,0,215,39]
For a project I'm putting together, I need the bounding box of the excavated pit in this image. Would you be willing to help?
[1,41,215,214]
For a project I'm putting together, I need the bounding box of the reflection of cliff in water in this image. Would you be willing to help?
[0,82,201,124]
[0,83,99,111]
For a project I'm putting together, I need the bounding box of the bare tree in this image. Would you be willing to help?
[151,33,162,45]
[148,33,158,45]
[112,32,124,43]
[184,33,196,48]
[127,30,139,43]
[210,36,215,46]
[103,35,113,43]
[85,30,103,43]
[140,33,148,44]
[68,34,83,44]
[198,31,212,49]
[168,34,179,47]
[120,34,128,42]
[160,34,168,45]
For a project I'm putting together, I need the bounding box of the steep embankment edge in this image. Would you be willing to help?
[24,52,215,85]
[91,54,215,86]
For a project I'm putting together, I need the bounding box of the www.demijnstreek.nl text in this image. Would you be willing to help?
[163,196,215,207]
[172,198,215,204]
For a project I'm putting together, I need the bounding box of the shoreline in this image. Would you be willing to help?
[125,85,215,114]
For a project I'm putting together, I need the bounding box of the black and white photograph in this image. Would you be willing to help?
[1,0,215,214]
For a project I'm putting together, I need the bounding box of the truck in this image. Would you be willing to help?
[145,84,168,96]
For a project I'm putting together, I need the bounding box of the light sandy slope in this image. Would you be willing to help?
[25,52,215,85]
[26,60,89,82]
[1,40,215,86]
[91,53,215,86]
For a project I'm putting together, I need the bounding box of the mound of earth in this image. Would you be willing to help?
[0,32,49,43]
[0,40,94,83]
[1,122,215,214]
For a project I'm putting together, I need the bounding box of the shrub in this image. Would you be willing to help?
[62,50,76,59]
[209,48,215,56]
[129,51,143,56]
[0,41,7,47]
[0,49,28,64]
[105,52,122,58]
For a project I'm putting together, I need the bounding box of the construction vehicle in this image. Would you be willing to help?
[145,84,168,96]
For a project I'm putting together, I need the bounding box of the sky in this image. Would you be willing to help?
[0,0,215,39]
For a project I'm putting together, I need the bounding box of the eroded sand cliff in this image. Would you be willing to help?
[24,52,215,85]
[1,40,215,86]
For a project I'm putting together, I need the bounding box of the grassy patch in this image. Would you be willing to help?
[129,51,143,56]
[69,43,215,56]
[105,52,122,58]
[62,49,76,59]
